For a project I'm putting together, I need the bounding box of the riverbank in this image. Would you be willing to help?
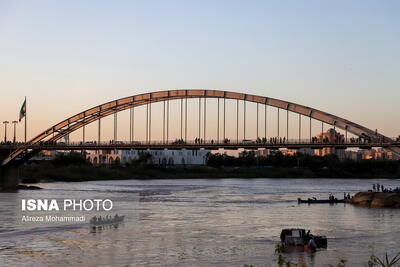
[348,191,400,208]
[19,163,400,183]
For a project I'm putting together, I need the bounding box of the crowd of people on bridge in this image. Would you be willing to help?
[0,141,22,146]
[349,137,374,144]
[223,138,230,144]
[311,135,345,144]
[2,133,399,147]
[172,139,186,145]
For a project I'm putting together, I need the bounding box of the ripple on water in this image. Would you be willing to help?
[0,178,399,266]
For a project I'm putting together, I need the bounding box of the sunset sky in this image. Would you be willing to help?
[0,0,399,142]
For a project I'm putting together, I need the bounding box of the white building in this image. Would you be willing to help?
[86,149,210,165]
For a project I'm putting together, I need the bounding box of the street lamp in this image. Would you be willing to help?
[3,121,9,143]
[12,121,18,144]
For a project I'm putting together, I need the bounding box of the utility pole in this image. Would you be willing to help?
[98,118,101,144]
[3,121,9,143]
[12,121,18,144]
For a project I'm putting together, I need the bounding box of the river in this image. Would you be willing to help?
[0,178,399,266]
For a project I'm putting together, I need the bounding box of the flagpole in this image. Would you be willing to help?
[25,96,27,144]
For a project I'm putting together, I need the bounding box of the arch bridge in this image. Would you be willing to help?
[1,89,399,189]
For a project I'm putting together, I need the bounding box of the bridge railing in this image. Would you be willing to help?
[1,137,400,149]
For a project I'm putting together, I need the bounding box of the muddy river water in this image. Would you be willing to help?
[0,178,399,266]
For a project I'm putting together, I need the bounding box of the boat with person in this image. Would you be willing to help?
[90,214,124,226]
[280,228,327,252]
[297,198,345,204]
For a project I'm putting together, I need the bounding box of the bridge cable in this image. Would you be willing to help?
[236,99,239,142]
[299,114,301,142]
[167,100,169,144]
[130,107,134,143]
[114,112,117,143]
[243,100,246,140]
[180,98,183,140]
[265,104,267,140]
[287,109,289,143]
[149,102,152,143]
[185,98,187,142]
[277,108,280,139]
[223,98,226,141]
[204,97,206,142]
[163,101,165,144]
[256,103,259,139]
[98,117,101,144]
[146,103,148,143]
[129,108,132,143]
[198,98,201,140]
[217,98,220,143]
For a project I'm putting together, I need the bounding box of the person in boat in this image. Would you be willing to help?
[347,193,350,199]
[90,216,97,224]
[305,230,311,243]
[307,237,317,253]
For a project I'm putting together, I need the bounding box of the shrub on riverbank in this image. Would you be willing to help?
[245,250,400,267]
[20,163,318,183]
[19,151,400,183]
[206,152,400,178]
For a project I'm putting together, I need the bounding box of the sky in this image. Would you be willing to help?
[0,0,399,142]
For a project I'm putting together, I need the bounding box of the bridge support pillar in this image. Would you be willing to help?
[0,165,19,191]
[0,150,19,191]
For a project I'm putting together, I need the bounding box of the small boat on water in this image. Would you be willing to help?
[90,215,124,226]
[297,198,345,204]
[280,228,327,252]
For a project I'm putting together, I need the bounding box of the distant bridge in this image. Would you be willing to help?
[1,89,399,189]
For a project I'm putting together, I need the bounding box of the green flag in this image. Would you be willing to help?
[19,99,26,122]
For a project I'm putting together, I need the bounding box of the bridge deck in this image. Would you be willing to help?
[1,142,399,151]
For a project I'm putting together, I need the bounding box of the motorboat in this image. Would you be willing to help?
[280,228,327,252]
[90,215,124,226]
[298,197,344,204]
